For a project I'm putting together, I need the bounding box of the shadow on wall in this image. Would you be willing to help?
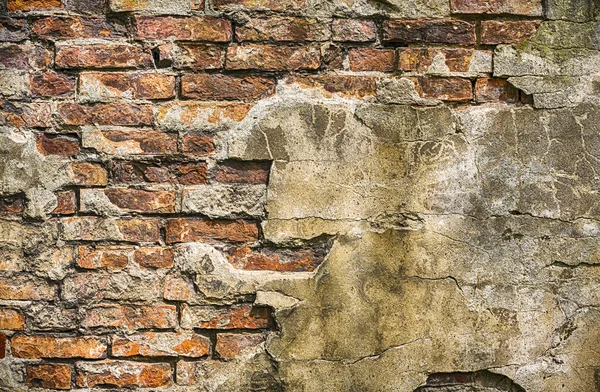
[414,370,526,392]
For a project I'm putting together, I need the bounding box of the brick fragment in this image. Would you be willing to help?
[181,74,275,101]
[83,304,177,329]
[0,195,24,215]
[79,72,175,101]
[227,246,326,272]
[52,190,77,215]
[349,48,396,72]
[0,275,56,300]
[0,333,5,359]
[112,332,210,357]
[173,44,224,70]
[0,18,29,42]
[55,42,152,69]
[61,216,161,242]
[135,16,232,42]
[83,129,178,156]
[0,308,25,330]
[332,19,377,42]
[0,43,51,70]
[216,333,266,360]
[215,161,270,184]
[226,45,320,71]
[182,134,215,156]
[157,101,252,130]
[30,71,75,98]
[36,134,79,157]
[69,162,108,186]
[80,188,177,214]
[383,19,476,45]
[411,76,473,101]
[8,0,61,11]
[286,75,377,99]
[481,20,541,45]
[398,48,492,74]
[475,78,519,103]
[75,360,172,388]
[26,364,72,390]
[11,335,107,358]
[166,218,259,243]
[32,16,127,39]
[213,0,307,11]
[134,247,174,269]
[163,275,195,301]
[77,246,130,270]
[450,0,542,16]
[58,102,153,126]
[180,304,272,329]
[0,101,52,127]
[237,17,329,42]
[112,161,207,185]
[110,0,203,12]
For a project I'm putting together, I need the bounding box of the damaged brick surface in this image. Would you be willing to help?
[1,0,600,391]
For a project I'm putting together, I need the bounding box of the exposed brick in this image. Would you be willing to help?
[80,188,177,214]
[52,190,77,215]
[216,333,266,360]
[83,304,177,329]
[213,0,307,11]
[110,0,203,12]
[411,76,473,102]
[0,43,51,70]
[0,333,5,359]
[398,48,492,73]
[181,74,276,101]
[180,304,272,329]
[78,245,128,270]
[166,218,259,243]
[58,102,153,126]
[0,18,29,42]
[481,20,542,45]
[55,43,153,69]
[182,134,215,156]
[61,216,161,242]
[475,78,519,103]
[173,44,225,70]
[26,364,72,390]
[79,72,176,101]
[383,19,476,45]
[227,246,326,272]
[157,101,253,130]
[0,195,24,215]
[226,45,320,71]
[83,129,178,156]
[75,360,172,388]
[30,71,75,98]
[69,162,108,186]
[32,16,127,39]
[163,275,195,301]
[215,161,270,184]
[0,101,52,127]
[0,308,25,330]
[349,48,396,72]
[36,134,79,157]
[322,44,344,71]
[135,16,232,42]
[450,0,542,16]
[332,19,377,42]
[286,75,377,99]
[134,247,174,269]
[112,161,207,185]
[0,275,56,300]
[11,335,107,359]
[112,332,210,357]
[8,0,61,11]
[236,17,329,42]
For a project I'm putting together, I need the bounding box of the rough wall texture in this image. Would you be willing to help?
[1,0,600,390]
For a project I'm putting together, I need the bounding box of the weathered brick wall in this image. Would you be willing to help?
[1,0,600,390]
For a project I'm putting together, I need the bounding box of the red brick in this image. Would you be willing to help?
[83,129,178,156]
[26,364,72,390]
[383,19,476,45]
[11,335,107,359]
[69,162,108,186]
[481,20,541,45]
[8,0,61,11]
[236,17,329,42]
[215,161,270,184]
[181,74,275,101]
[180,303,272,329]
[450,0,542,16]
[182,134,215,156]
[52,190,77,215]
[61,216,161,242]
[75,360,171,388]
[58,102,153,126]
[216,333,266,360]
[0,43,51,70]
[78,246,129,270]
[0,308,25,330]
[36,134,79,157]
[30,72,75,98]
[173,44,225,70]
[83,304,177,329]
[135,16,232,42]
[227,246,326,272]
[166,218,259,243]
[213,0,307,11]
[82,188,177,213]
[226,45,320,71]
[286,75,377,99]
[398,48,490,73]
[0,101,52,127]
[349,48,395,72]
[55,43,152,69]
[0,333,5,359]
[332,19,377,42]
[112,161,207,185]
[475,78,519,103]
[112,332,210,358]
[0,195,24,215]
[411,76,473,102]
[79,72,176,101]
[0,275,56,300]
[133,247,174,269]
[322,44,344,71]
[32,16,127,39]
